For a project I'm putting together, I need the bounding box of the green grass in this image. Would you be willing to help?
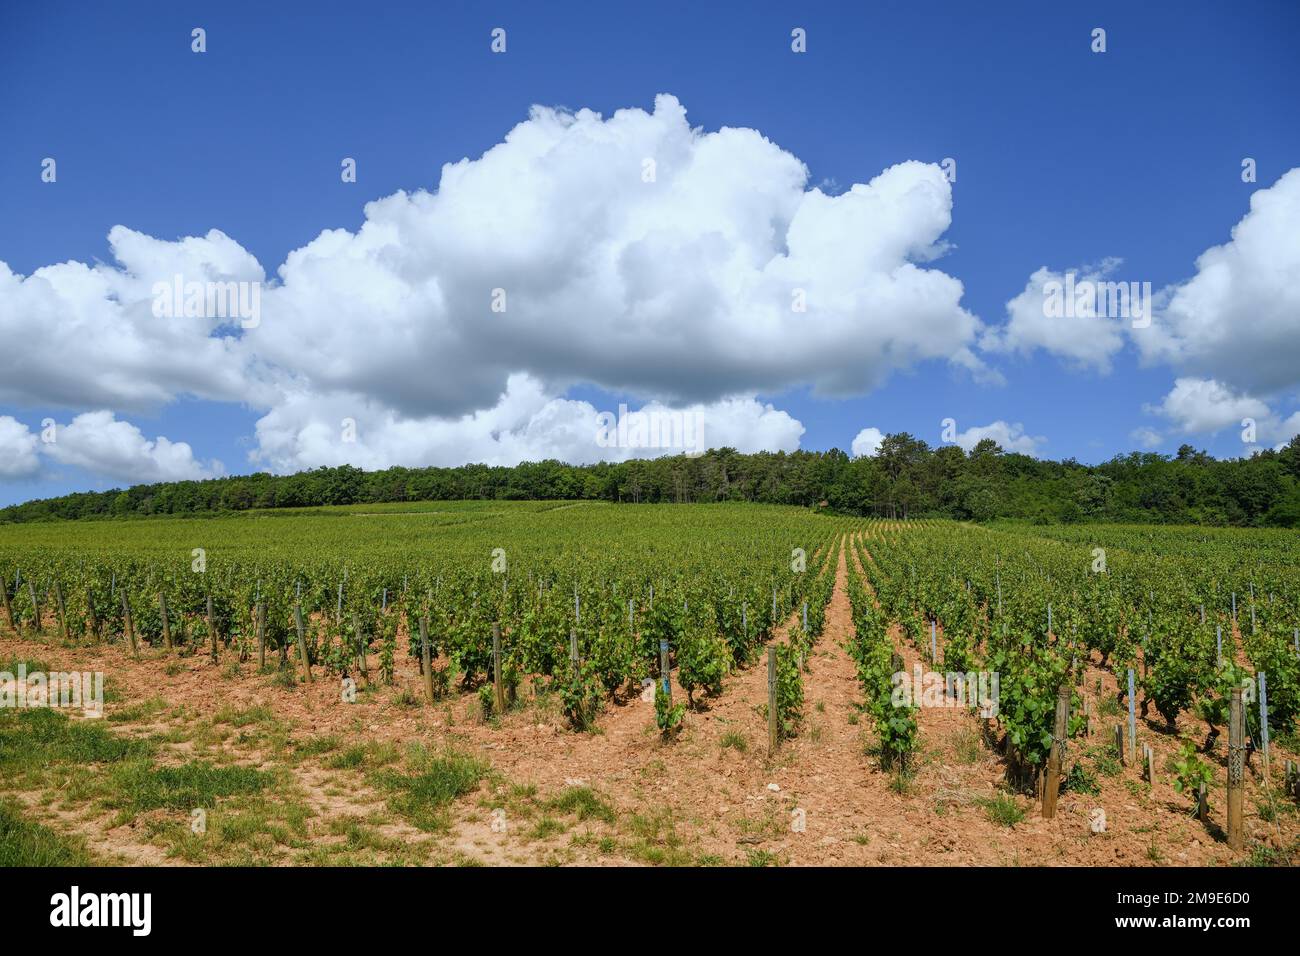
[953,728,983,764]
[151,789,314,864]
[1064,761,1101,796]
[624,808,693,866]
[325,740,399,770]
[107,759,272,812]
[528,816,568,840]
[977,792,1026,827]
[1,657,51,674]
[888,769,914,795]
[734,806,786,841]
[543,786,617,824]
[0,799,96,866]
[303,814,434,865]
[1090,744,1123,778]
[719,731,748,753]
[108,697,168,723]
[370,747,488,832]
[327,815,393,851]
[144,790,314,863]
[0,707,153,776]
[292,735,341,759]
[212,704,278,728]
[0,706,305,863]
[1256,796,1295,823]
[1241,840,1298,867]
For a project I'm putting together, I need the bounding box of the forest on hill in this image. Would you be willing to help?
[4,433,1300,527]
[10,434,1300,530]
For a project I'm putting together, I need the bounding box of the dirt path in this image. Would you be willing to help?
[853,533,988,777]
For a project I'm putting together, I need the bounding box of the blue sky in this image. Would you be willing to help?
[1,0,1298,505]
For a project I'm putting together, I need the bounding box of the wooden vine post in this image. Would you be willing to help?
[1042,684,1070,818]
[1227,687,1245,851]
[54,581,69,640]
[207,594,218,663]
[159,592,173,650]
[0,577,13,632]
[256,602,266,670]
[492,622,506,716]
[293,603,312,681]
[120,590,139,661]
[27,579,41,632]
[1115,724,1125,766]
[420,615,433,702]
[352,610,368,678]
[767,645,778,755]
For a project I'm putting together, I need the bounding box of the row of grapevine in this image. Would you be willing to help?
[845,534,918,769]
[853,518,1300,787]
[0,505,863,733]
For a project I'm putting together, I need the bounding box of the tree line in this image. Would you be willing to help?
[3,434,1300,527]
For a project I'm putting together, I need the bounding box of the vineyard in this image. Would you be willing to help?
[0,501,1297,866]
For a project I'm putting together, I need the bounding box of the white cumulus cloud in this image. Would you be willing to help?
[250,375,803,473]
[1144,377,1300,450]
[1129,426,1164,450]
[0,228,261,412]
[0,417,41,478]
[984,170,1300,446]
[1138,169,1300,397]
[851,427,885,458]
[1145,378,1269,435]
[0,95,991,479]
[247,95,985,418]
[43,411,221,484]
[949,420,1045,456]
[980,259,1132,372]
